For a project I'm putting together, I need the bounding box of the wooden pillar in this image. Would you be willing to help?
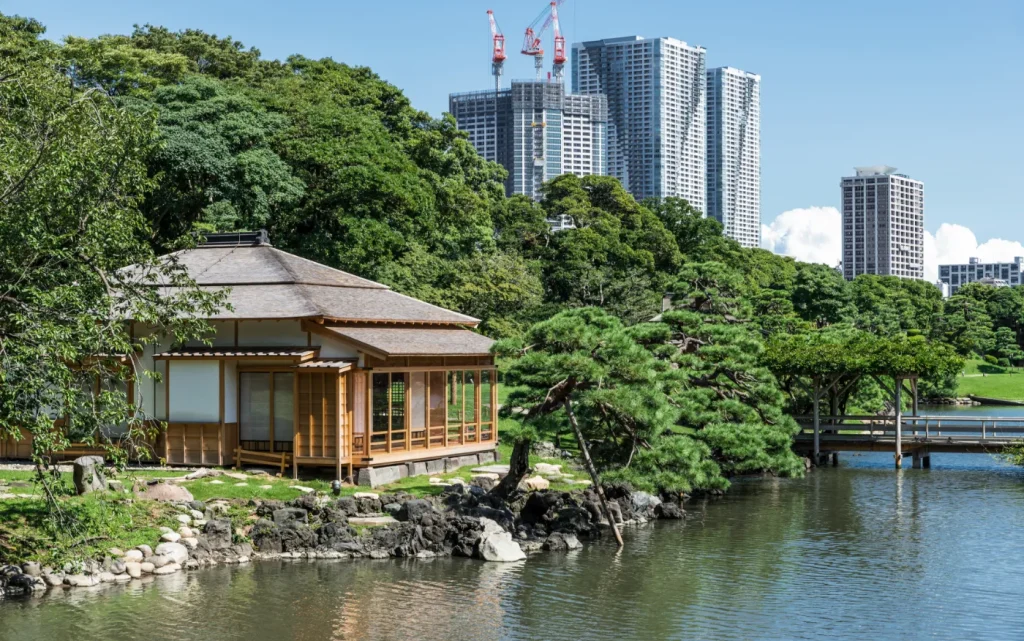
[911,378,919,417]
[922,451,931,469]
[912,450,922,469]
[812,377,821,464]
[894,376,903,469]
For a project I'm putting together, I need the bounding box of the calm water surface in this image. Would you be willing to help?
[4,407,1024,640]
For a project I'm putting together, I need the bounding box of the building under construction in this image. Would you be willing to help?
[449,2,609,221]
[449,81,607,204]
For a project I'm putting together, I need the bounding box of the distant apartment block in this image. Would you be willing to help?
[841,166,924,280]
[572,36,707,211]
[939,257,1024,295]
[706,67,761,248]
[449,81,607,203]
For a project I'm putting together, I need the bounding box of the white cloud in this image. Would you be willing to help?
[761,210,1024,283]
[760,206,842,267]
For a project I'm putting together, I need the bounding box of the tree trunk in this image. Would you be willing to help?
[491,439,530,499]
[563,398,624,547]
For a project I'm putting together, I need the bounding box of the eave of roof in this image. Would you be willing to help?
[324,326,495,357]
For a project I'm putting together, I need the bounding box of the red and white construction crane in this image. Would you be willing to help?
[487,9,506,92]
[550,1,567,82]
[521,0,564,81]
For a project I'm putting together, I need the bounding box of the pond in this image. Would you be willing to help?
[3,410,1024,640]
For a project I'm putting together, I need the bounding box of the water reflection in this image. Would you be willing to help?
[3,452,1024,640]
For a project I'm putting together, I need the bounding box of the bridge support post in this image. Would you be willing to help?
[831,451,839,467]
[922,451,931,469]
[813,378,821,464]
[912,450,921,469]
[894,376,903,470]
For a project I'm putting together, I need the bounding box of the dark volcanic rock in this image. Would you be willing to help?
[280,523,317,552]
[655,502,683,519]
[203,519,233,550]
[272,507,308,526]
[250,519,282,553]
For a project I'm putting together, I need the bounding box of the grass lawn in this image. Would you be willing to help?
[958,372,1024,401]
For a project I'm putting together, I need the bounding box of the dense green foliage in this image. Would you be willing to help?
[0,15,222,517]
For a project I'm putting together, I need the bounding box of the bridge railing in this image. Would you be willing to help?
[793,415,1024,440]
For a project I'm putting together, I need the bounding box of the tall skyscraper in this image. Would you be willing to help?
[449,81,608,202]
[841,166,924,280]
[706,67,761,248]
[572,36,707,210]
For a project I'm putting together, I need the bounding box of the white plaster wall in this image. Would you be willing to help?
[168,361,220,422]
[184,320,236,347]
[237,320,307,346]
[310,332,359,358]
[224,360,238,422]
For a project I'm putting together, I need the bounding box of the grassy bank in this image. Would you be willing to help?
[957,359,1024,401]
[0,442,577,567]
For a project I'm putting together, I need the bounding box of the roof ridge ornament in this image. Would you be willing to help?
[198,230,271,247]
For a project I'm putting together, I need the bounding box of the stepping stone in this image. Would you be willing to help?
[259,485,273,490]
[471,465,510,478]
[348,516,398,527]
[353,492,379,499]
[208,480,224,485]
[292,486,315,493]
[233,482,248,487]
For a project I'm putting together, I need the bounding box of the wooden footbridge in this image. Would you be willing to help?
[794,414,1024,468]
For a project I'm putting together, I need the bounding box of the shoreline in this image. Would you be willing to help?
[0,481,684,600]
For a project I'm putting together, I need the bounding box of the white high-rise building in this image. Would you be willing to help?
[841,166,924,280]
[449,81,608,202]
[706,67,761,248]
[572,36,706,210]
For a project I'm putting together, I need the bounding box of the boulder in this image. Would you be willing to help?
[152,563,180,576]
[125,562,142,579]
[42,573,64,587]
[175,514,192,525]
[477,451,497,464]
[543,532,582,551]
[123,549,144,562]
[272,507,308,526]
[65,574,100,588]
[98,572,117,583]
[72,456,106,495]
[533,463,562,476]
[178,526,194,538]
[250,519,282,553]
[531,441,558,458]
[20,561,41,577]
[139,562,155,574]
[106,480,125,493]
[478,531,526,562]
[149,555,171,569]
[154,542,189,565]
[524,476,550,491]
[630,491,662,519]
[279,524,318,552]
[396,499,434,523]
[159,531,181,543]
[135,482,194,503]
[136,545,153,559]
[471,473,500,491]
[203,519,233,550]
[109,560,127,575]
[655,502,683,519]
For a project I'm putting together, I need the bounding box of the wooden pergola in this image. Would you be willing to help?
[765,332,961,470]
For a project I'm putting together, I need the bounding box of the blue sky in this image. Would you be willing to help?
[5,0,1024,258]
